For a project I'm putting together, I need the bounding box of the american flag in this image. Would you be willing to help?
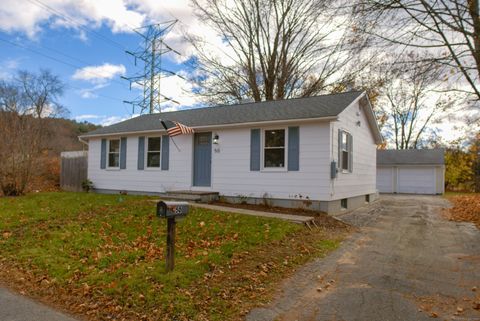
[160,120,195,137]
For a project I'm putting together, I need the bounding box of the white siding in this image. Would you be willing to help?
[210,123,331,200]
[330,101,378,200]
[88,134,193,192]
[87,122,333,200]
[87,105,379,201]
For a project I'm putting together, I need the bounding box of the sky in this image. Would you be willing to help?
[0,0,476,144]
[0,0,212,125]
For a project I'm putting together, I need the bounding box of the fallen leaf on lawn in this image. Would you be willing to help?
[2,232,11,239]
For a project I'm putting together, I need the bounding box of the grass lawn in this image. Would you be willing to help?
[0,192,348,320]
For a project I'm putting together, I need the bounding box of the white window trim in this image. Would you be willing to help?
[145,136,162,170]
[107,138,121,170]
[339,130,352,173]
[261,127,288,172]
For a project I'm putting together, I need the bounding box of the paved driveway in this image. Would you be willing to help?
[248,195,480,321]
[0,286,78,321]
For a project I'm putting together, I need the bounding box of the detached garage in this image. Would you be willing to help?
[377,149,445,195]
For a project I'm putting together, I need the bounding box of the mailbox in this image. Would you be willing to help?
[156,201,189,218]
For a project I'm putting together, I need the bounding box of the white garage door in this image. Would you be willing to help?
[397,167,436,194]
[377,167,394,193]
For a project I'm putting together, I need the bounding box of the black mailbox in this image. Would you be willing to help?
[157,201,189,218]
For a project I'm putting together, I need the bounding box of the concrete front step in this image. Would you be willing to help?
[161,194,202,202]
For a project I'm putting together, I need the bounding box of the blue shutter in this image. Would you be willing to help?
[288,126,299,171]
[100,139,107,169]
[348,133,353,172]
[120,137,127,169]
[338,129,342,170]
[137,136,145,170]
[250,129,260,171]
[161,135,169,170]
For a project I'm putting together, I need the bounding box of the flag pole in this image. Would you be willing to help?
[160,119,181,152]
[170,137,181,152]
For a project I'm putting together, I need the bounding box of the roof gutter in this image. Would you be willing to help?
[79,115,339,139]
[78,136,88,146]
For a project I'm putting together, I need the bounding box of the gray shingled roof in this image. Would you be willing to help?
[82,91,363,137]
[377,149,445,165]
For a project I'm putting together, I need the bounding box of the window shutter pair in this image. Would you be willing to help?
[137,136,170,170]
[100,137,127,169]
[250,127,299,171]
[337,129,353,172]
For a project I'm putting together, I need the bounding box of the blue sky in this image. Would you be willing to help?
[0,0,475,143]
[0,0,204,125]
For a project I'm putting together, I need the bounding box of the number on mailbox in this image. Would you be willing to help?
[156,201,189,218]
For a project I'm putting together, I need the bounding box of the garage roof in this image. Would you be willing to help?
[377,149,445,165]
[81,91,364,137]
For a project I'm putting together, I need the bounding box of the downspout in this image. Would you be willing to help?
[78,136,88,151]
[330,122,335,198]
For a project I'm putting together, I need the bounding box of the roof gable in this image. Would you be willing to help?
[82,91,364,137]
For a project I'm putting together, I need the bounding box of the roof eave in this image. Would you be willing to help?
[360,93,383,145]
[79,115,339,140]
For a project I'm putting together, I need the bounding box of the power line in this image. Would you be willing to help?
[0,37,126,86]
[26,0,128,51]
[123,21,184,114]
[0,36,138,114]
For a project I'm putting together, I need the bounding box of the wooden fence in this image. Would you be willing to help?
[60,151,88,192]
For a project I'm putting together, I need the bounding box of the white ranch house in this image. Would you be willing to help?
[80,91,383,213]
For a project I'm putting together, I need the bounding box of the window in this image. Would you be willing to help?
[264,129,285,168]
[341,198,348,209]
[365,194,370,203]
[146,137,161,168]
[108,139,120,168]
[340,131,352,172]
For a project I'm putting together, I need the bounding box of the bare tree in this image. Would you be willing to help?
[188,0,366,104]
[378,54,453,149]
[0,70,65,196]
[353,0,480,103]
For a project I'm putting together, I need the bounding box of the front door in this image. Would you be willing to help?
[193,132,212,187]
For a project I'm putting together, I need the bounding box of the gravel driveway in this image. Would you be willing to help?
[248,195,480,321]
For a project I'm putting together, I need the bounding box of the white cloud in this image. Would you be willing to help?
[72,63,126,84]
[0,0,145,38]
[0,0,228,65]
[0,58,21,80]
[72,113,138,126]
[100,114,136,126]
[74,114,104,121]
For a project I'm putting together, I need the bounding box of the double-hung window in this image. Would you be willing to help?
[340,130,352,172]
[264,129,285,168]
[146,137,161,168]
[108,139,120,168]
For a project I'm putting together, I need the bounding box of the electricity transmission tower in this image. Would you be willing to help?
[122,20,183,114]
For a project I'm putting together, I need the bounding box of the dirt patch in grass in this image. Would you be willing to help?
[0,192,350,320]
[211,201,348,230]
[444,194,480,229]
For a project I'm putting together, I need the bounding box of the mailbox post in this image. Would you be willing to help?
[156,201,189,272]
